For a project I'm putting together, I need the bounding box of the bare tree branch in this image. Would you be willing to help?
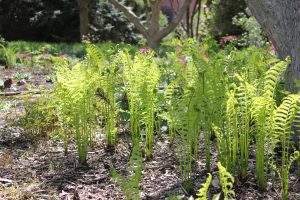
[148,0,163,34]
[157,0,193,39]
[109,0,192,49]
[108,0,148,37]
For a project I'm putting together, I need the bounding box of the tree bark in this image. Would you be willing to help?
[246,0,300,93]
[77,0,90,38]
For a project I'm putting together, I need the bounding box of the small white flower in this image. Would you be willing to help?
[185,56,193,62]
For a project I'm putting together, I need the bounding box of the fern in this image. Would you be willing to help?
[195,163,236,200]
[196,173,212,200]
[85,40,106,69]
[54,62,99,164]
[213,75,256,175]
[53,43,119,163]
[213,57,289,187]
[218,162,236,200]
[167,59,204,182]
[111,144,143,200]
[163,39,227,184]
[210,46,283,180]
[271,94,300,200]
[0,43,17,67]
[163,75,184,143]
[251,95,275,188]
[86,42,119,146]
[234,74,256,177]
[120,50,160,157]
[250,58,290,189]
[52,58,73,155]
[225,89,238,172]
[263,57,290,98]
[272,94,299,151]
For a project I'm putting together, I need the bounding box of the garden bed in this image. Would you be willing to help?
[0,49,299,200]
[0,81,299,200]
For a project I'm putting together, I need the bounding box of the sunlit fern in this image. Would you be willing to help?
[196,173,212,200]
[251,57,290,189]
[218,162,236,200]
[270,93,300,200]
[120,50,160,157]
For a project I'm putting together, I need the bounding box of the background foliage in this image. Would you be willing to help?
[0,0,141,43]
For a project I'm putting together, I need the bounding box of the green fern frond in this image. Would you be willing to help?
[111,144,142,200]
[273,94,299,146]
[271,93,300,200]
[263,57,290,98]
[218,162,236,200]
[251,95,275,188]
[85,41,106,69]
[288,151,300,170]
[196,173,212,200]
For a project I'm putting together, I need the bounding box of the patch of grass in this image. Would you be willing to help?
[8,41,138,58]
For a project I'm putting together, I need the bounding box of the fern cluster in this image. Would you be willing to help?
[213,56,290,182]
[53,42,119,164]
[162,39,227,183]
[0,43,17,67]
[234,75,256,176]
[49,38,299,199]
[86,42,119,146]
[120,50,160,157]
[54,61,99,164]
[251,58,289,188]
[206,53,298,198]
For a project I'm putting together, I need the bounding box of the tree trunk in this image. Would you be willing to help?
[146,37,161,50]
[77,0,89,38]
[246,0,300,93]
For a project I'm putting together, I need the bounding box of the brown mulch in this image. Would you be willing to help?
[0,128,299,200]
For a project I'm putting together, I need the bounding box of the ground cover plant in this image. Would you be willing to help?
[0,38,299,200]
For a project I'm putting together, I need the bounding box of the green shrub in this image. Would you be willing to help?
[232,13,267,48]
[90,0,141,43]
